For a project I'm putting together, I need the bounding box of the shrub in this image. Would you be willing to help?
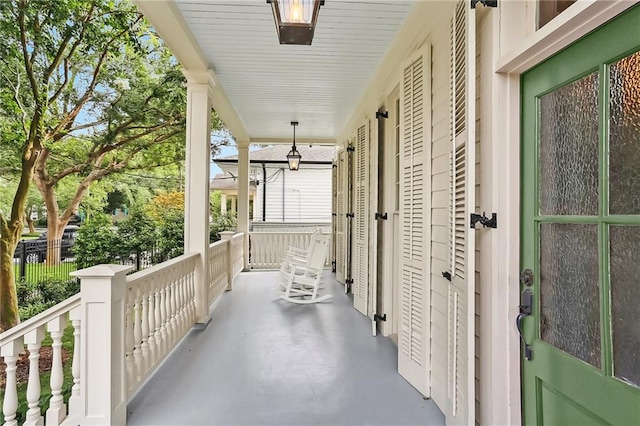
[116,208,157,257]
[73,213,118,268]
[210,214,237,243]
[17,277,81,321]
[155,210,184,262]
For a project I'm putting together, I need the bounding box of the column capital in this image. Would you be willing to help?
[236,140,251,150]
[183,69,216,98]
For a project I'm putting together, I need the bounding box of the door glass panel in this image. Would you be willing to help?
[539,223,601,367]
[609,226,640,387]
[539,73,599,216]
[609,51,640,214]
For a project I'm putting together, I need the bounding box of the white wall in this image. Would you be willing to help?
[254,167,332,223]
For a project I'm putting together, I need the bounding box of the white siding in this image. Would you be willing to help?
[254,168,333,223]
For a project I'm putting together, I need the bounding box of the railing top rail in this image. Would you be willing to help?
[231,233,244,241]
[126,252,199,287]
[0,293,81,346]
[209,239,228,250]
[248,231,326,235]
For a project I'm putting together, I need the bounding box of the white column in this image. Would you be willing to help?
[184,75,213,325]
[220,193,227,215]
[70,264,133,426]
[237,141,250,269]
[230,196,236,215]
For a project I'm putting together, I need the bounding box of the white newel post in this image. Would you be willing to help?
[184,71,213,325]
[237,141,250,269]
[70,264,133,425]
[219,231,235,291]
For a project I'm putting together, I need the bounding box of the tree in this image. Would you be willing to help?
[0,0,228,331]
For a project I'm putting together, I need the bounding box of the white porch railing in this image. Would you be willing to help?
[125,252,198,397]
[0,295,81,426]
[0,232,245,426]
[248,232,330,269]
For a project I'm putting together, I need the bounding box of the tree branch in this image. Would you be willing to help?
[42,1,96,86]
[18,0,39,102]
[51,14,143,140]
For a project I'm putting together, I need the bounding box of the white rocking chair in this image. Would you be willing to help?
[279,235,332,304]
[277,230,325,289]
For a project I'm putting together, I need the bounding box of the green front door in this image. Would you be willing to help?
[521,6,640,425]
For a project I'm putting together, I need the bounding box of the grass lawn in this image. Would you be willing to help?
[0,324,75,424]
[14,263,78,282]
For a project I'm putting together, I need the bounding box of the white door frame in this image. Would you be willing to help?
[483,2,636,425]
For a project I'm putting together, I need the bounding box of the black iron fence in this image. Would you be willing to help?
[13,238,77,283]
[11,238,168,285]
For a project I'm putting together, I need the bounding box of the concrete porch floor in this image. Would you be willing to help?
[127,271,445,425]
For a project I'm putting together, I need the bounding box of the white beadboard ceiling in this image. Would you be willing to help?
[174,0,414,142]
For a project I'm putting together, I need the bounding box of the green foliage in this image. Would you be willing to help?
[73,213,118,268]
[16,278,80,321]
[156,211,184,262]
[210,214,237,243]
[115,208,156,256]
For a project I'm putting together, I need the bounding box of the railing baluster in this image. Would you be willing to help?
[147,289,156,366]
[159,285,168,353]
[154,286,163,357]
[140,282,150,375]
[24,327,45,426]
[167,278,177,347]
[180,270,188,331]
[133,293,142,380]
[1,339,22,426]
[46,315,67,425]
[125,301,135,391]
[69,306,82,418]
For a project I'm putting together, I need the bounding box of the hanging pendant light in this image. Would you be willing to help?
[287,121,302,171]
[267,0,324,45]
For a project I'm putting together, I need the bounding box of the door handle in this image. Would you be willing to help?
[517,288,533,361]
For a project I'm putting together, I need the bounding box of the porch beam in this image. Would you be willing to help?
[184,77,212,325]
[237,141,250,269]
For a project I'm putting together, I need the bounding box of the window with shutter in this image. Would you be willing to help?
[398,45,431,397]
[336,149,346,283]
[447,1,476,425]
[353,122,369,315]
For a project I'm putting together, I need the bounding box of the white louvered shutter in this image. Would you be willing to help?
[447,2,475,425]
[353,122,370,315]
[336,149,346,284]
[398,45,431,396]
[369,116,379,334]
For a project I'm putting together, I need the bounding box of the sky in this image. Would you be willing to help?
[211,144,237,178]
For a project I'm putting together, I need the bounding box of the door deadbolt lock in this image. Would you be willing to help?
[520,268,533,287]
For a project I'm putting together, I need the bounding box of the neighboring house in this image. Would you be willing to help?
[213,145,334,227]
[209,172,256,217]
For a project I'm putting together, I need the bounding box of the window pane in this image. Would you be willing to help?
[540,223,601,367]
[539,73,599,216]
[610,226,640,387]
[538,0,576,29]
[609,51,640,214]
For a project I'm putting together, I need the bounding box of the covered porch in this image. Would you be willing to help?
[127,271,444,425]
